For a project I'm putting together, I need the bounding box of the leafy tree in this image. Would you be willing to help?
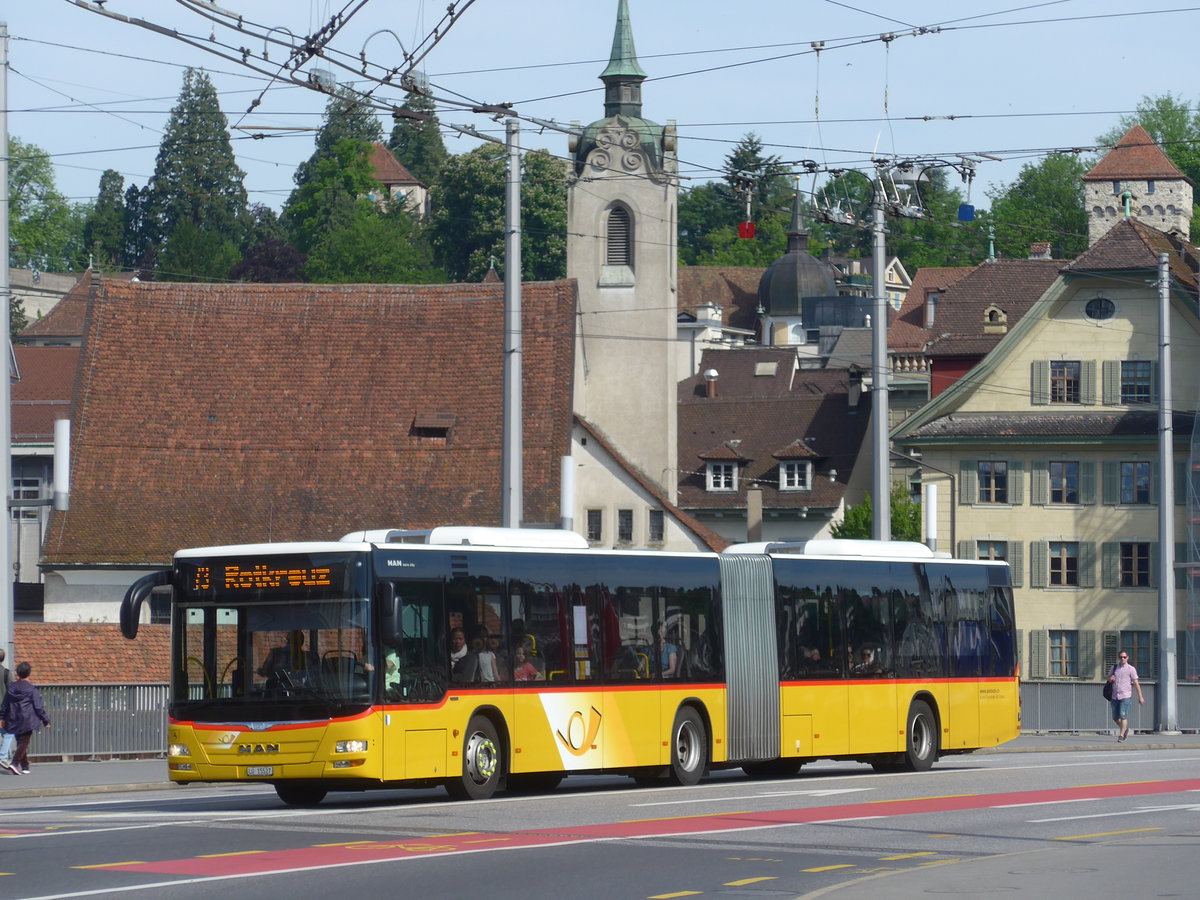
[156,218,240,282]
[229,237,306,283]
[7,137,83,271]
[831,483,921,541]
[122,183,155,275]
[986,154,1090,260]
[147,68,249,278]
[293,88,383,190]
[10,297,28,341]
[387,91,448,187]
[82,169,126,270]
[428,146,567,282]
[304,204,441,283]
[283,138,384,255]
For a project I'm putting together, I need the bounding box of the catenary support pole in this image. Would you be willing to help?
[1157,251,1179,732]
[0,24,13,666]
[871,180,890,541]
[501,119,522,528]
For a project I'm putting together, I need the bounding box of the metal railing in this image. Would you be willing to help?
[18,680,1200,761]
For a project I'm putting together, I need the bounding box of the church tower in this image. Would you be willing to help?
[568,0,679,497]
[1083,125,1193,245]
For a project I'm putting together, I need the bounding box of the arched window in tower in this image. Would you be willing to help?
[607,206,633,267]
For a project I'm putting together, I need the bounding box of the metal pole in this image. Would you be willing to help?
[501,119,522,528]
[1156,251,1179,732]
[871,179,890,541]
[0,24,13,666]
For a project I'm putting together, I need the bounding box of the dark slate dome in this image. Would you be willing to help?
[757,192,838,316]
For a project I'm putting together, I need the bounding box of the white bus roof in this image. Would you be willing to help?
[723,539,936,559]
[340,526,590,550]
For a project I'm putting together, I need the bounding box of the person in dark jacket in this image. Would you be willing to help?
[0,661,51,775]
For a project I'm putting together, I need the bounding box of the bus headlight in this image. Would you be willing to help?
[335,740,368,753]
[168,744,191,757]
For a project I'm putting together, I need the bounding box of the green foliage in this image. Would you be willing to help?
[283,138,384,255]
[428,146,567,282]
[986,154,1090,260]
[82,169,126,270]
[8,137,84,271]
[229,237,306,283]
[122,183,155,275]
[831,483,922,542]
[156,218,240,282]
[304,205,442,284]
[147,68,249,278]
[387,92,448,187]
[294,88,383,190]
[10,296,28,341]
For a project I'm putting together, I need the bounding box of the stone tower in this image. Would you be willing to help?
[1083,125,1193,245]
[568,0,679,496]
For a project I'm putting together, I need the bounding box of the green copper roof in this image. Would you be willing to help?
[600,0,647,79]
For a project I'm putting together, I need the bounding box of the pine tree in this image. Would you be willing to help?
[147,68,249,278]
[387,91,447,187]
[82,169,125,270]
[283,138,384,255]
[293,88,383,189]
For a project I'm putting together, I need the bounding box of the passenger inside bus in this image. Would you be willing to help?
[655,620,678,678]
[511,642,541,681]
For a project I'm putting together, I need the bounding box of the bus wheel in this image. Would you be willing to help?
[668,707,707,786]
[274,783,327,806]
[448,715,503,800]
[904,700,938,771]
[742,758,803,779]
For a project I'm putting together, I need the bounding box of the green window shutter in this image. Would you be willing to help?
[1081,360,1096,405]
[1102,631,1119,675]
[1177,542,1188,589]
[1031,360,1049,405]
[1009,541,1024,588]
[1103,460,1118,505]
[960,459,977,505]
[1176,460,1187,505]
[1151,360,1161,403]
[1081,461,1096,505]
[1029,629,1047,679]
[1032,460,1049,505]
[1148,633,1159,679]
[957,539,973,560]
[1102,360,1119,404]
[1078,631,1096,679]
[1149,542,1160,589]
[1079,541,1096,588]
[1030,541,1047,588]
[1152,462,1161,507]
[1102,542,1119,588]
[1009,460,1024,505]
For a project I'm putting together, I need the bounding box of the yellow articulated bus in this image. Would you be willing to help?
[120,527,1019,806]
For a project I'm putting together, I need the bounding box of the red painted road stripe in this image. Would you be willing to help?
[96,778,1200,877]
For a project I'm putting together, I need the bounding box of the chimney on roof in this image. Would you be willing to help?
[1029,242,1052,259]
[703,368,719,398]
[746,487,763,542]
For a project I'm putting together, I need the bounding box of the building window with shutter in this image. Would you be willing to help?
[1049,360,1081,403]
[586,509,603,543]
[1121,630,1152,675]
[978,540,1007,563]
[1049,541,1079,586]
[1120,461,1151,504]
[1121,360,1152,404]
[606,206,632,267]
[1120,542,1151,587]
[1049,629,1078,677]
[978,461,1008,504]
[1049,461,1079,505]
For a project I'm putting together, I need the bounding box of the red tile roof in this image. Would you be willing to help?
[677,266,762,331]
[42,279,577,566]
[13,622,170,684]
[369,142,424,187]
[1084,125,1190,183]
[19,269,94,341]
[1067,217,1199,288]
[890,266,974,352]
[12,346,78,442]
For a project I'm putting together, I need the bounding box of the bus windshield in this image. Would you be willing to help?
[171,551,374,721]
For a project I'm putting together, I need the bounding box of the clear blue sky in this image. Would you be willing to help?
[6,1,1199,212]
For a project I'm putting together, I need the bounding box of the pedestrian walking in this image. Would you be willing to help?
[1106,650,1145,742]
[0,661,51,774]
[0,649,13,770]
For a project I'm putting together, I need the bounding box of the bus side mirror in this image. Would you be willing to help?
[121,570,171,639]
[376,581,401,644]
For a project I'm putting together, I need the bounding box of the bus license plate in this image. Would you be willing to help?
[246,766,274,777]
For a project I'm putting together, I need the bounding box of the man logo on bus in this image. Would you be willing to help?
[556,706,602,756]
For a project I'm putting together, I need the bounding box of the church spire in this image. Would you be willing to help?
[600,0,647,118]
[786,182,809,253]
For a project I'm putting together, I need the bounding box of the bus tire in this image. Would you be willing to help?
[668,706,707,786]
[742,758,803,779]
[904,699,938,771]
[447,715,503,800]
[274,783,327,806]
